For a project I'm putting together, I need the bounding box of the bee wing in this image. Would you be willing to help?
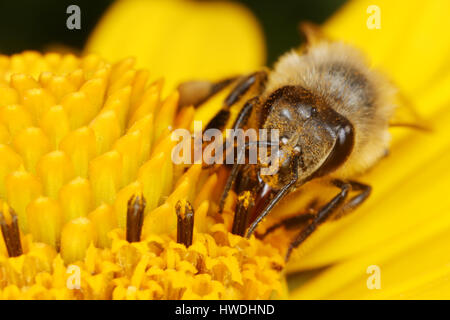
[389,92,432,132]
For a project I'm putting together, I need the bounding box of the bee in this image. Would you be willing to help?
[177,23,417,261]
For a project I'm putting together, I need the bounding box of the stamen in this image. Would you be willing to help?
[232,191,254,236]
[175,200,194,247]
[126,194,146,242]
[0,208,23,257]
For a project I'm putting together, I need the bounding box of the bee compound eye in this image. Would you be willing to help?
[313,122,355,178]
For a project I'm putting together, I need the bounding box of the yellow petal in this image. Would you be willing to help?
[88,204,116,248]
[21,88,56,124]
[6,170,42,233]
[114,130,144,186]
[0,86,19,108]
[59,177,92,223]
[0,144,23,198]
[41,74,77,102]
[60,217,96,264]
[89,110,121,155]
[0,104,33,137]
[127,113,154,165]
[27,197,62,248]
[102,86,132,132]
[154,91,178,142]
[59,126,96,178]
[127,80,160,128]
[40,105,70,149]
[36,151,75,199]
[13,127,50,173]
[62,91,96,130]
[89,151,122,207]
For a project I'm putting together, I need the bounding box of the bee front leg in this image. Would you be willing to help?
[245,156,301,238]
[216,97,261,211]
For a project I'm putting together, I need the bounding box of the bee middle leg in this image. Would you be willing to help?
[258,199,319,239]
[205,70,267,132]
[331,180,371,221]
[285,180,371,261]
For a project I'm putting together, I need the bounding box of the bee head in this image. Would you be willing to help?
[259,85,355,189]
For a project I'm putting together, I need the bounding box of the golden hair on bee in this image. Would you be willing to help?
[266,41,397,179]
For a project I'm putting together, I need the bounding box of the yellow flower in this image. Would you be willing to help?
[87,0,450,299]
[0,51,285,300]
[1,0,449,301]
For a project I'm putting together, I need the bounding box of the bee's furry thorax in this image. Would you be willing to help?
[266,41,396,178]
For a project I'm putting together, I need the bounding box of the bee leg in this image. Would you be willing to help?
[217,136,281,213]
[216,97,261,211]
[258,199,319,239]
[202,96,260,170]
[224,71,267,109]
[285,181,351,261]
[207,139,274,195]
[245,156,300,238]
[205,71,267,132]
[178,77,237,108]
[217,146,246,213]
[202,71,267,169]
[331,180,371,221]
[259,212,315,239]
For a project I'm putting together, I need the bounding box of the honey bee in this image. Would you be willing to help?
[177,23,417,261]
